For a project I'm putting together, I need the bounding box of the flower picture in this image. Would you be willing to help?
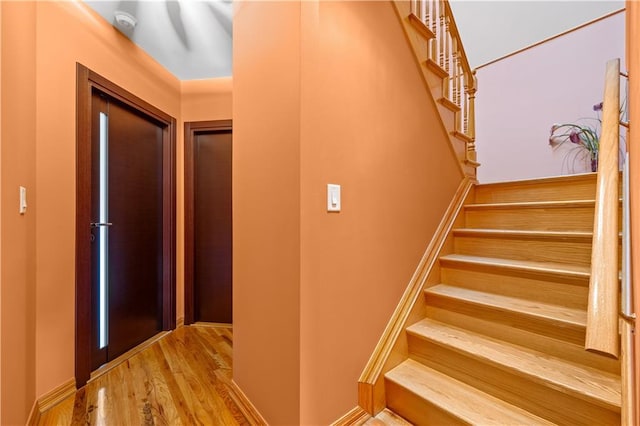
[548,102,603,173]
[549,100,626,174]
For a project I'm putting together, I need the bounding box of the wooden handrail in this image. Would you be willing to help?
[585,58,621,358]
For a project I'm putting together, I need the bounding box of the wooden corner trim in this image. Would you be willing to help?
[357,381,375,414]
[330,406,370,426]
[28,377,77,425]
[27,401,41,426]
[229,379,269,425]
[38,378,77,413]
[621,319,636,425]
[357,177,474,402]
[89,331,170,382]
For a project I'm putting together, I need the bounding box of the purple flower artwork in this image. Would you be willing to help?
[548,102,604,173]
[569,131,581,144]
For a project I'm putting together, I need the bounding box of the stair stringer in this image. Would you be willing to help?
[357,177,474,415]
[391,0,480,181]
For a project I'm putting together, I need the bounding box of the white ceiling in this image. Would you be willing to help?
[449,1,624,67]
[83,1,622,80]
[84,0,232,80]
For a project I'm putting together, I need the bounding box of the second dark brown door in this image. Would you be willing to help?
[193,127,232,323]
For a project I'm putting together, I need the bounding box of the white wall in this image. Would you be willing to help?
[450,1,624,68]
[474,10,625,183]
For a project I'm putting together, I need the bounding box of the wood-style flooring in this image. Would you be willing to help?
[38,325,259,426]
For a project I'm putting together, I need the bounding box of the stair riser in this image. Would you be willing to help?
[465,207,596,232]
[439,256,591,286]
[441,267,588,309]
[425,294,585,345]
[407,340,620,425]
[454,236,593,266]
[474,174,598,203]
[426,307,620,374]
[448,128,466,163]
[424,64,445,100]
[384,379,471,426]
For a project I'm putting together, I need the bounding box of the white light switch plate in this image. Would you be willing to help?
[327,184,341,212]
[19,186,27,214]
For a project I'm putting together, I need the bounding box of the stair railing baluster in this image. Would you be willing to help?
[430,0,437,63]
[436,0,446,69]
[403,0,478,171]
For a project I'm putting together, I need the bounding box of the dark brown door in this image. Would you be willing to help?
[185,121,232,324]
[76,64,175,386]
[90,91,164,369]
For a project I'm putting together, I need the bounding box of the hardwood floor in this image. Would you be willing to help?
[38,325,260,425]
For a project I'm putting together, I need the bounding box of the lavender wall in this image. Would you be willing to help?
[475,11,626,183]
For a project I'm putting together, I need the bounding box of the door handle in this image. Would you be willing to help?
[90,222,113,228]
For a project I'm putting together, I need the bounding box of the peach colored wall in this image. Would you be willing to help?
[1,3,37,424]
[0,2,229,423]
[626,0,639,416]
[298,2,461,422]
[234,1,462,423]
[33,1,182,401]
[475,10,625,183]
[233,2,302,424]
[181,78,232,122]
[1,0,460,423]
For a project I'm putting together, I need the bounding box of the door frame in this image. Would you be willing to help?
[184,120,232,325]
[75,63,176,386]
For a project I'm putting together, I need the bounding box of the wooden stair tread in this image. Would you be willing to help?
[452,130,474,144]
[425,284,586,327]
[453,228,592,242]
[439,254,590,278]
[386,359,555,425]
[438,97,460,112]
[465,200,596,210]
[408,13,435,40]
[362,409,412,426]
[407,319,621,411]
[425,58,448,79]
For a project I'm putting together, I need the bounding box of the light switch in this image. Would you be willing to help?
[19,186,27,214]
[327,184,341,212]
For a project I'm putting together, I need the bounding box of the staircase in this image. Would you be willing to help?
[377,173,622,425]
